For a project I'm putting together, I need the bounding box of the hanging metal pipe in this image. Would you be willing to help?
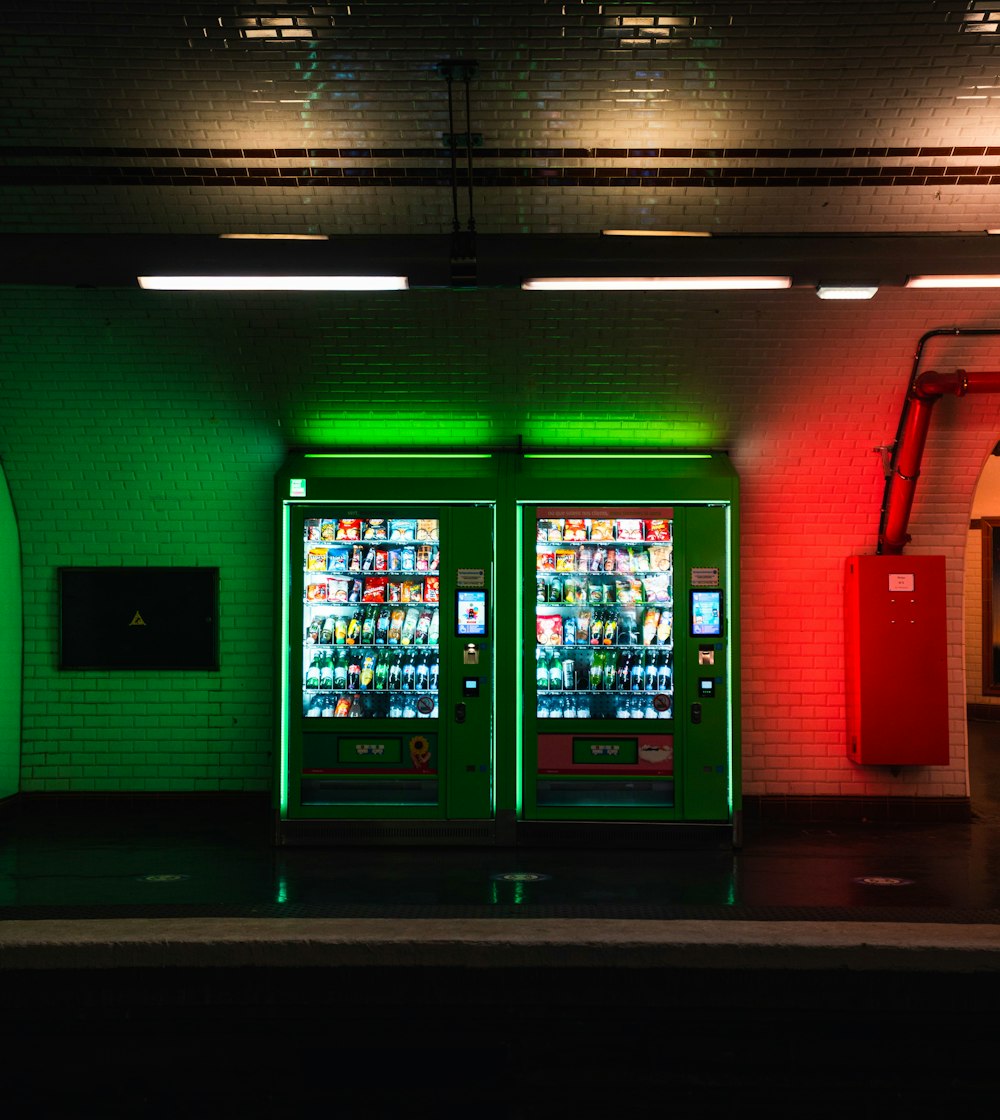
[879,368,1000,554]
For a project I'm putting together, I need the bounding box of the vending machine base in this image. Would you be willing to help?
[275,815,498,847]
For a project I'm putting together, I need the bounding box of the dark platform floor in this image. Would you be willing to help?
[3,723,1000,1116]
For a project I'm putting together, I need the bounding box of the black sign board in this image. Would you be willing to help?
[59,567,219,670]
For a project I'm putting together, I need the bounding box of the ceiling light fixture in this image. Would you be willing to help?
[601,229,712,237]
[905,275,1000,288]
[816,285,879,300]
[218,233,330,240]
[137,276,409,291]
[521,276,792,291]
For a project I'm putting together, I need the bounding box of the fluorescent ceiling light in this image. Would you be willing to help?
[601,229,712,238]
[905,275,1000,288]
[522,276,791,291]
[138,275,409,291]
[816,285,879,300]
[218,233,329,240]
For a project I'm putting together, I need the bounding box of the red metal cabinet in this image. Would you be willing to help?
[845,555,949,766]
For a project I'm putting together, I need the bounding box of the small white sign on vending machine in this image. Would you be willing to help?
[690,567,720,587]
[888,573,915,592]
[457,568,485,588]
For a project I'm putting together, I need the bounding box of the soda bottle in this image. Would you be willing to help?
[375,608,390,644]
[428,610,440,645]
[387,651,402,690]
[308,617,323,644]
[590,611,604,645]
[389,696,403,718]
[656,651,672,692]
[630,696,644,719]
[645,651,658,691]
[630,650,645,691]
[603,649,618,691]
[536,647,549,691]
[360,651,376,690]
[305,654,322,690]
[415,653,429,690]
[401,652,416,690]
[603,613,618,645]
[615,696,631,719]
[319,653,334,689]
[616,650,631,691]
[549,696,563,719]
[346,610,362,645]
[589,649,604,691]
[536,578,547,603]
[537,695,550,718]
[402,697,417,719]
[333,650,348,690]
[361,606,377,645]
[548,654,562,691]
[428,653,439,690]
[320,616,334,645]
[414,609,433,645]
[334,614,348,645]
[374,651,388,690]
[575,694,590,718]
[563,615,577,645]
[347,652,361,690]
[561,654,575,690]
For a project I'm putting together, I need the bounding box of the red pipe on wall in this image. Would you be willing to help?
[879,369,1000,554]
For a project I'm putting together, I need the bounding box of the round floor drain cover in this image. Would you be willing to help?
[135,874,191,883]
[852,876,913,886]
[491,872,551,883]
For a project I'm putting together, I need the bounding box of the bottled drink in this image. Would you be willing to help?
[415,653,429,690]
[428,653,439,690]
[401,652,416,690]
[549,696,564,719]
[318,653,333,689]
[536,647,549,691]
[645,651,658,691]
[656,652,672,693]
[375,608,390,644]
[537,695,550,718]
[414,609,433,644]
[347,652,361,690]
[621,612,639,645]
[374,651,388,690]
[360,651,376,690]
[616,651,631,691]
[536,578,547,603]
[603,613,618,645]
[334,615,348,645]
[389,696,403,718]
[361,607,377,645]
[603,649,618,691]
[590,611,604,645]
[631,696,644,719]
[561,654,575,690]
[563,616,577,646]
[428,611,439,645]
[305,654,322,690]
[332,650,348,690]
[346,610,362,645]
[402,697,417,719]
[630,650,644,691]
[615,697,631,719]
[387,651,402,690]
[644,697,658,719]
[589,649,605,691]
[575,695,591,718]
[548,654,562,691]
[320,616,334,645]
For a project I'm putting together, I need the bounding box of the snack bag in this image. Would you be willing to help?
[536,551,556,572]
[646,519,672,542]
[564,518,588,541]
[536,615,564,646]
[362,576,387,603]
[387,580,402,603]
[336,518,361,541]
[307,548,329,572]
[374,548,388,571]
[555,549,577,573]
[399,547,416,572]
[630,547,651,573]
[615,578,636,605]
[417,519,439,541]
[306,581,329,602]
[616,519,644,541]
[305,519,322,541]
[348,578,363,603]
[388,518,417,541]
[328,577,351,604]
[416,545,434,573]
[402,580,423,603]
[363,518,388,540]
[536,520,556,542]
[642,607,660,645]
[320,519,337,542]
[348,545,364,571]
[545,519,564,542]
[327,547,349,572]
[590,519,614,541]
[425,575,440,603]
[648,544,673,571]
[644,575,671,604]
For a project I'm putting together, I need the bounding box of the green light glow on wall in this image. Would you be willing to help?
[524,453,712,460]
[514,507,524,816]
[278,503,291,816]
[304,453,493,459]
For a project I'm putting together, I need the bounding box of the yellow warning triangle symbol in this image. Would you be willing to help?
[129,610,147,627]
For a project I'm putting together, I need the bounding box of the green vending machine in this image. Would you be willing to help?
[511,453,740,845]
[275,453,498,844]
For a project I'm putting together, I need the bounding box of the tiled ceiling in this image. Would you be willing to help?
[4,2,1000,236]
